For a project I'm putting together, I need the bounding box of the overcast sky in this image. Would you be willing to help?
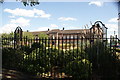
[0,1,119,38]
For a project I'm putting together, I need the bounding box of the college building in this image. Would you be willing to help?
[31,21,107,40]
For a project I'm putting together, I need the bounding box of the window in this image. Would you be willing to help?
[67,35,69,39]
[75,35,77,39]
[63,36,66,39]
[71,35,73,39]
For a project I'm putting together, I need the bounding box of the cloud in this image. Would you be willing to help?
[89,1,103,7]
[108,17,118,23]
[50,24,58,28]
[1,24,17,33]
[37,27,49,31]
[68,26,81,30]
[105,24,118,36]
[4,8,51,19]
[58,17,77,21]
[10,17,30,26]
[0,17,30,33]
[9,15,15,18]
[106,24,118,31]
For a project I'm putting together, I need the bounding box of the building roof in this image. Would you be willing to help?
[59,29,89,34]
[30,29,90,35]
[31,31,48,35]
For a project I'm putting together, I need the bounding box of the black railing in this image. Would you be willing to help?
[2,36,120,80]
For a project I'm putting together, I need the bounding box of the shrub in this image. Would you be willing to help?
[64,58,92,80]
[2,48,24,70]
[85,41,119,79]
[20,42,51,74]
[62,49,92,79]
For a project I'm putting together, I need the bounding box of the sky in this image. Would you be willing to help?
[0,1,119,38]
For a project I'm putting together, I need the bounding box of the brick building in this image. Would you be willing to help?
[30,22,107,49]
[31,23,106,39]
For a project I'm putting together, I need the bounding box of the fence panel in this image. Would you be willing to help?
[2,36,120,80]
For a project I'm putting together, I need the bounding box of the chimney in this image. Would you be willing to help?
[63,27,64,30]
[48,28,49,31]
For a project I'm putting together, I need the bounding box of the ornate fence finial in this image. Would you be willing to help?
[14,26,23,49]
[90,21,107,39]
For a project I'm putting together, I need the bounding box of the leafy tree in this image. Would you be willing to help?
[1,33,9,38]
[22,0,39,6]
[1,32,14,38]
[0,0,39,6]
[38,32,48,38]
[1,32,14,45]
[23,31,34,39]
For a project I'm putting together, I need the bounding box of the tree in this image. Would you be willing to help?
[1,32,14,38]
[0,0,39,6]
[63,49,92,79]
[23,31,34,39]
[38,32,48,38]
